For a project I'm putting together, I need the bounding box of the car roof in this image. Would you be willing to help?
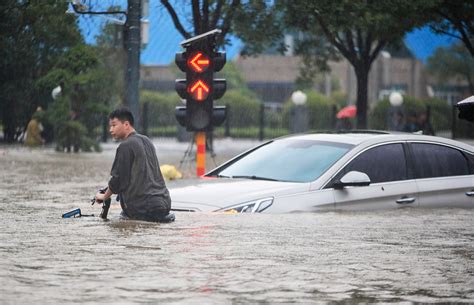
[276,131,474,152]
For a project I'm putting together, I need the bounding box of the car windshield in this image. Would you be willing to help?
[215,139,353,182]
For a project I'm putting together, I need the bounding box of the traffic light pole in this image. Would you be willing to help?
[195,132,206,176]
[124,0,141,129]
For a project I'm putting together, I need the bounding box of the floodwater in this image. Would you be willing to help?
[1,144,473,304]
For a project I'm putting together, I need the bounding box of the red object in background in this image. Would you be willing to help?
[336,105,357,119]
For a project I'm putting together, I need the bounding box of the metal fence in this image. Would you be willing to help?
[96,98,473,142]
[137,101,340,142]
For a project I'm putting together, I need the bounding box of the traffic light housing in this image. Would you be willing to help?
[175,29,227,131]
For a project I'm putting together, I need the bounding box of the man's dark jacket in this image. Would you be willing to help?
[109,132,171,221]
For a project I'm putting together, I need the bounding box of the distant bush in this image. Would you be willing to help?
[217,89,261,128]
[140,90,181,128]
[214,127,288,139]
[55,120,101,152]
[369,96,451,132]
[283,91,337,131]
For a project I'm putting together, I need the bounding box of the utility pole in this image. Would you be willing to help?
[69,0,142,128]
[124,0,141,129]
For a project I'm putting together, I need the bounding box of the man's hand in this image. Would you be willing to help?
[95,192,106,203]
[95,187,113,203]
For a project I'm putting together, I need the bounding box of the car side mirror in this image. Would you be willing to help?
[334,171,371,189]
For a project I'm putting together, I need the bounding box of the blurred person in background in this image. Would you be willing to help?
[418,113,435,135]
[25,107,45,147]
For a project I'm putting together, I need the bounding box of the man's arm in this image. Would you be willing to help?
[108,144,133,195]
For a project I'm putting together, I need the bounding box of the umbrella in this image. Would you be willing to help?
[336,105,357,119]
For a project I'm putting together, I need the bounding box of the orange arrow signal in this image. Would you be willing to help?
[189,80,210,101]
[188,52,210,73]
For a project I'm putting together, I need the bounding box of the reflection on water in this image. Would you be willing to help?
[1,147,473,304]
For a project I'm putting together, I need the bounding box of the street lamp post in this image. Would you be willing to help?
[290,90,308,133]
[388,91,404,131]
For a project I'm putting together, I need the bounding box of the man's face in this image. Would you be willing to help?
[109,118,128,140]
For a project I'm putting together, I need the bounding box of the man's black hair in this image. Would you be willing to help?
[109,108,134,126]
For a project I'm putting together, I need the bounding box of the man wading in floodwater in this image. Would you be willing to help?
[94,108,174,222]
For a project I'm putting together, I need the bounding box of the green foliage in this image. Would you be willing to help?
[217,62,251,92]
[160,0,282,56]
[54,120,101,153]
[140,90,181,127]
[427,43,474,93]
[217,90,261,128]
[39,45,118,151]
[424,98,452,131]
[214,127,289,139]
[368,99,390,130]
[283,91,336,130]
[147,126,178,138]
[369,96,451,132]
[95,20,126,102]
[428,1,474,57]
[305,92,337,130]
[0,0,83,142]
[281,0,438,128]
[331,91,349,108]
[233,2,285,56]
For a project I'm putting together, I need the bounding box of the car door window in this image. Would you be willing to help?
[328,143,407,186]
[411,143,469,178]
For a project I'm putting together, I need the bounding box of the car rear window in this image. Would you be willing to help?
[411,143,470,178]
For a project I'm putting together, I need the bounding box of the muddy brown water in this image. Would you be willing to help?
[1,145,473,304]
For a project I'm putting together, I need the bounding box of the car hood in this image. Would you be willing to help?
[168,178,309,212]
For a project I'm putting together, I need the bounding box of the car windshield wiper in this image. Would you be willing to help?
[231,175,280,181]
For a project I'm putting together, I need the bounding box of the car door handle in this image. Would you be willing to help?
[396,197,416,204]
[466,191,474,197]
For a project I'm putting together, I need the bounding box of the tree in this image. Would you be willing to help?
[37,45,116,151]
[160,0,282,51]
[281,0,435,128]
[427,43,474,94]
[95,20,127,106]
[429,0,474,57]
[0,0,83,142]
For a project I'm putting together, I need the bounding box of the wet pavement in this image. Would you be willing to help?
[0,138,473,304]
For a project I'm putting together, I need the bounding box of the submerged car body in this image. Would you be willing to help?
[169,132,474,213]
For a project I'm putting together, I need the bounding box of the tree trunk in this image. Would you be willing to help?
[355,65,370,129]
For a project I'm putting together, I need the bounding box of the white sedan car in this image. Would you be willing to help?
[169,132,474,213]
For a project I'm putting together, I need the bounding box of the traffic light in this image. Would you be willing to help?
[175,29,227,131]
